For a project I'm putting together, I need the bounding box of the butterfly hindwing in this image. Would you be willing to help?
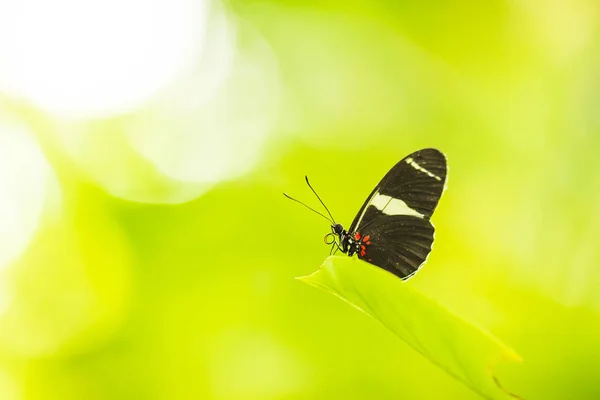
[357,215,435,279]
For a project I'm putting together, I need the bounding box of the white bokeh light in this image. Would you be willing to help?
[51,10,279,204]
[0,0,207,119]
[0,120,55,270]
[126,16,279,188]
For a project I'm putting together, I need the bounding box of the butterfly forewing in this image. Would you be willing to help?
[349,148,447,232]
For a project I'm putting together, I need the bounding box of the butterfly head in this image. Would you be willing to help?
[332,223,344,235]
[324,223,344,245]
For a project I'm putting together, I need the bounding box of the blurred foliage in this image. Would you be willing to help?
[300,256,522,400]
[0,0,599,399]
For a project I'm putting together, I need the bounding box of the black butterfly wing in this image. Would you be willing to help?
[357,215,435,280]
[349,148,447,233]
[349,148,447,280]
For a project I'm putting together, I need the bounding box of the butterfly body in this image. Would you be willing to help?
[330,224,371,258]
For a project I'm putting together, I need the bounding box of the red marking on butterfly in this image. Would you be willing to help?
[354,232,361,240]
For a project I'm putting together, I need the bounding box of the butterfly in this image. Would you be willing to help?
[285,148,447,280]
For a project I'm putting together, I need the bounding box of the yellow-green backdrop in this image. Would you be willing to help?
[0,0,598,399]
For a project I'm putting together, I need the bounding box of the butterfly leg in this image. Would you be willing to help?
[329,243,336,255]
[329,240,343,255]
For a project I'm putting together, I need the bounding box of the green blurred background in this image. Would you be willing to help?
[0,0,599,399]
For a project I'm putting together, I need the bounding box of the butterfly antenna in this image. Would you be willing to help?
[283,192,333,224]
[304,175,336,224]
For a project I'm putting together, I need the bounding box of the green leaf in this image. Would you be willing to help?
[298,256,522,400]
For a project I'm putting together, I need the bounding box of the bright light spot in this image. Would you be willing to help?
[52,12,279,204]
[0,121,54,271]
[127,17,279,188]
[0,0,207,119]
